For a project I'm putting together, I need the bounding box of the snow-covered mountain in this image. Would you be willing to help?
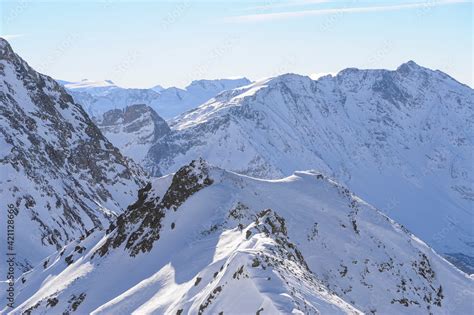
[150,84,165,93]
[154,78,252,119]
[0,38,146,274]
[145,63,474,273]
[59,77,251,120]
[4,160,473,314]
[95,104,170,163]
[63,83,162,119]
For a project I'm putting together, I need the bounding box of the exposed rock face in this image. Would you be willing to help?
[0,38,146,273]
[96,104,170,163]
[4,160,473,314]
[145,63,474,272]
[97,158,212,257]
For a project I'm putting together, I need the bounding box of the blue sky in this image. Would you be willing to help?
[1,0,472,88]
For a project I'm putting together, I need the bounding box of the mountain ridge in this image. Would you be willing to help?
[4,159,472,314]
[0,37,146,274]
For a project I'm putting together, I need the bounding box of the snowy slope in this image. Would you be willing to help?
[60,78,251,120]
[4,160,473,314]
[0,38,146,275]
[154,78,252,119]
[145,63,474,273]
[96,104,170,163]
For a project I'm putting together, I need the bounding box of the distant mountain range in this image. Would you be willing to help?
[57,77,251,120]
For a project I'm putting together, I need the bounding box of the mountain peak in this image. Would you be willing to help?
[336,67,362,76]
[0,37,11,48]
[265,73,312,85]
[97,159,213,257]
[188,158,212,177]
[399,60,419,67]
[262,73,313,91]
[151,84,165,92]
[396,60,425,73]
[0,37,15,59]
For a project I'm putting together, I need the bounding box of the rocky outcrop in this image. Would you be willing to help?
[96,104,170,163]
[0,38,146,273]
[97,159,212,257]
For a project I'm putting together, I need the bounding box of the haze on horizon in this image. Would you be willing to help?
[1,0,472,88]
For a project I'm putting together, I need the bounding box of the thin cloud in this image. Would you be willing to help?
[226,0,469,23]
[245,0,330,11]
